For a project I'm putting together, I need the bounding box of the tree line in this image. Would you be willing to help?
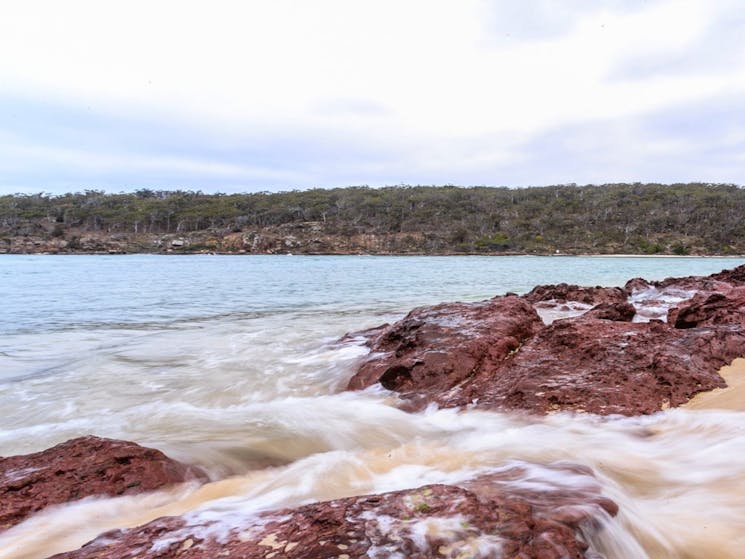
[1,183,743,254]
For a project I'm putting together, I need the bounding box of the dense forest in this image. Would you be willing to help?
[1,183,744,255]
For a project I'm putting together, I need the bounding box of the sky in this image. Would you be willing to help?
[1,0,744,194]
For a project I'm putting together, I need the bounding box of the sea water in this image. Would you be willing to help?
[1,255,744,558]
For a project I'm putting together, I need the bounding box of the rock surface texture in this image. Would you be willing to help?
[448,312,742,415]
[348,264,745,416]
[347,295,543,411]
[50,466,616,559]
[523,283,628,306]
[0,436,204,531]
[667,286,745,328]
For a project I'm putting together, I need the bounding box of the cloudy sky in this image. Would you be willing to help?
[1,0,744,194]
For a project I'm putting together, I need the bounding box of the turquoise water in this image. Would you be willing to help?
[1,254,741,335]
[2,255,745,558]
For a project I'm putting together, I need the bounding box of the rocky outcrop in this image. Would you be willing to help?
[446,313,743,415]
[625,262,745,295]
[583,301,636,322]
[0,436,204,531]
[523,283,628,306]
[668,286,745,328]
[346,295,543,411]
[347,264,745,416]
[50,465,617,559]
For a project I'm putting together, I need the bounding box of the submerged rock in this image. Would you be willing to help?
[346,295,543,411]
[50,465,616,559]
[0,436,204,531]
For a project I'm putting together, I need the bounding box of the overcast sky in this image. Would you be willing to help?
[1,0,744,194]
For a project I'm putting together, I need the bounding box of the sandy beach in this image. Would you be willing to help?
[684,358,745,411]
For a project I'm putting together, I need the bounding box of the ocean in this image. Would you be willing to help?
[1,254,744,558]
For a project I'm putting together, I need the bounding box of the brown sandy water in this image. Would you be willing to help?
[2,381,745,558]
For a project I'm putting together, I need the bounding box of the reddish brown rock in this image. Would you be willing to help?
[583,301,636,322]
[625,263,745,294]
[668,286,745,329]
[346,264,745,416]
[347,298,744,415]
[523,283,628,306]
[50,465,617,559]
[0,436,205,531]
[710,263,745,285]
[346,295,543,410]
[624,277,653,293]
[447,316,743,416]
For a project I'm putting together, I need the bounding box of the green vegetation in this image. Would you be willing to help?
[1,183,744,254]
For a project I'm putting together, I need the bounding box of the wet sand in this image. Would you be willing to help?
[684,358,745,411]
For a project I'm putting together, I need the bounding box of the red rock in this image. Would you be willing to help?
[625,264,745,294]
[347,298,744,415]
[668,286,745,328]
[346,295,543,410]
[345,264,745,416]
[583,301,636,322]
[523,283,628,306]
[50,465,617,559]
[710,263,745,285]
[624,277,652,293]
[449,316,742,415]
[0,436,205,531]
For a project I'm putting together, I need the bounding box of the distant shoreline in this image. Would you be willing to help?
[3,251,745,258]
[3,184,745,257]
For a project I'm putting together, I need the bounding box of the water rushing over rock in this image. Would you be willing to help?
[0,437,205,532]
[3,256,745,558]
[48,466,618,559]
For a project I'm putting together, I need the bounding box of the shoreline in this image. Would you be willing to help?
[684,358,745,412]
[2,251,745,258]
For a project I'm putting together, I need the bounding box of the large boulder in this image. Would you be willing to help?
[0,436,205,531]
[346,295,543,411]
[50,466,617,559]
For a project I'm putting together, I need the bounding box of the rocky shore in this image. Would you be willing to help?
[4,264,745,558]
[347,264,745,416]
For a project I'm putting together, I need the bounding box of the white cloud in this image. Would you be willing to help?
[0,0,744,191]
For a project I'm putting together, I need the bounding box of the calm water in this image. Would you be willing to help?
[1,255,744,559]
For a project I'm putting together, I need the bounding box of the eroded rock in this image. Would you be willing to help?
[523,283,628,306]
[626,263,745,295]
[346,264,745,416]
[50,465,617,559]
[346,295,543,411]
[0,436,205,531]
[449,316,743,415]
[668,286,745,328]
